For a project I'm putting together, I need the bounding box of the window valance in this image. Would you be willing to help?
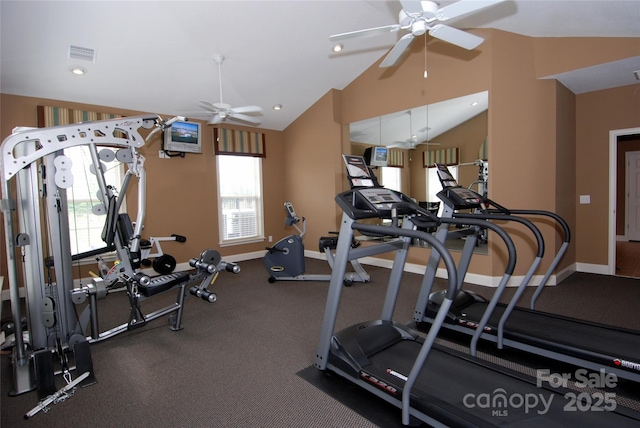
[37,105,121,127]
[387,148,404,167]
[423,147,459,167]
[213,128,266,158]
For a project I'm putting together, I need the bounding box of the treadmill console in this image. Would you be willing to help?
[336,187,413,220]
[435,163,485,210]
[338,155,434,220]
[440,187,483,209]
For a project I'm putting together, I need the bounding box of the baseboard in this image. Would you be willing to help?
[302,250,575,288]
[575,262,610,275]
[0,254,609,302]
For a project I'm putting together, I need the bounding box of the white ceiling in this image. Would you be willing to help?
[1,1,639,139]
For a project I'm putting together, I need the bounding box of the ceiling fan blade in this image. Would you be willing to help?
[400,0,424,15]
[388,141,409,148]
[429,24,484,50]
[198,100,220,112]
[330,24,401,41]
[231,105,264,114]
[229,113,262,125]
[435,0,506,22]
[379,33,414,68]
[208,115,224,125]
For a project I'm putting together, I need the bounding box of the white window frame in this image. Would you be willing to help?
[216,155,265,246]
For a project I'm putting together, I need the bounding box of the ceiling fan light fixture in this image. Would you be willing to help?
[332,43,343,52]
[412,20,427,36]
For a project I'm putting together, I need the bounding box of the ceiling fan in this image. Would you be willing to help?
[330,0,505,68]
[388,110,439,149]
[197,54,264,126]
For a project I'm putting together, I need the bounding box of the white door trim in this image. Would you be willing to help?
[625,151,640,241]
[609,127,640,275]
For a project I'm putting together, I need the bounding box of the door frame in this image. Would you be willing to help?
[625,151,640,242]
[609,127,640,275]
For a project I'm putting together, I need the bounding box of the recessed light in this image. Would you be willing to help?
[273,104,282,111]
[69,66,87,75]
[470,101,478,107]
[332,44,343,53]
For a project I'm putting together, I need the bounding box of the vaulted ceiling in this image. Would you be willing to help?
[1,1,639,137]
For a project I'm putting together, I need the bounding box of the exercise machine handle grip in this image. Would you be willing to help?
[188,258,216,273]
[171,234,187,243]
[189,286,217,303]
[133,272,150,287]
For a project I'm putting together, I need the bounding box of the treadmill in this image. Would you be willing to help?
[414,163,640,384]
[315,156,640,426]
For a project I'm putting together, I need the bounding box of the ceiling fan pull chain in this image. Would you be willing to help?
[424,34,428,78]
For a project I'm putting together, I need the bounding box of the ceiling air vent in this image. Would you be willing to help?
[68,45,96,63]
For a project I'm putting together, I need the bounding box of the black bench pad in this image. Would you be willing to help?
[138,272,190,297]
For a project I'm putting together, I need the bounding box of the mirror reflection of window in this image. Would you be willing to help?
[381,167,401,192]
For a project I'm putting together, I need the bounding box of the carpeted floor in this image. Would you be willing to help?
[1,257,639,427]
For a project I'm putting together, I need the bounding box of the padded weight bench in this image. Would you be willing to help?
[137,272,190,297]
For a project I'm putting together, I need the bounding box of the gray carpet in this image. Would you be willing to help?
[2,258,639,427]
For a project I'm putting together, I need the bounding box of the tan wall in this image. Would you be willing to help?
[335,29,639,277]
[554,82,577,272]
[281,90,344,246]
[575,86,640,265]
[3,29,640,283]
[0,94,287,281]
[534,37,640,77]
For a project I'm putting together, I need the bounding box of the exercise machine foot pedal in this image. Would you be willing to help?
[73,341,96,387]
[33,349,56,398]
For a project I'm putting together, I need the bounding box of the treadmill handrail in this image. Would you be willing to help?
[353,223,459,299]
[412,215,518,276]
[498,209,571,309]
[453,212,546,350]
[350,221,462,425]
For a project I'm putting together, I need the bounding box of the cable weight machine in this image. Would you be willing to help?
[0,115,239,415]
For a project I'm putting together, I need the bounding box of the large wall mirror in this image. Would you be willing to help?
[350,91,489,252]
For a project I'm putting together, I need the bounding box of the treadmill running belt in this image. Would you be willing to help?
[364,340,640,427]
[459,303,640,363]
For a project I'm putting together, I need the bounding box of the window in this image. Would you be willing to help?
[65,146,125,255]
[381,166,401,192]
[216,155,264,245]
[428,165,458,216]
